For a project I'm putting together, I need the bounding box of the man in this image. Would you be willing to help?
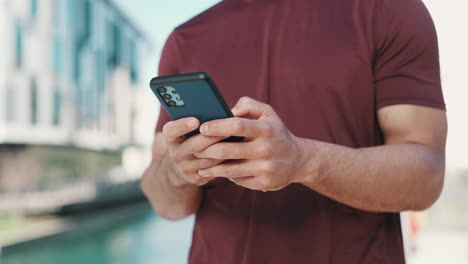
[141,0,447,263]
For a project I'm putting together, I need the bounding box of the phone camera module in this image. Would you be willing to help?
[167,100,177,107]
[157,87,167,93]
[163,94,172,100]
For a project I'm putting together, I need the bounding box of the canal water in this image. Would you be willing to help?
[1,206,195,264]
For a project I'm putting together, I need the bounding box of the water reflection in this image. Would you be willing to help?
[1,206,194,264]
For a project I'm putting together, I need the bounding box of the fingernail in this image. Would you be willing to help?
[200,124,208,134]
[198,170,209,177]
[188,119,198,128]
[231,107,239,116]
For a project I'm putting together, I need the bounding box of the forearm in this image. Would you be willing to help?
[141,154,202,220]
[296,138,445,212]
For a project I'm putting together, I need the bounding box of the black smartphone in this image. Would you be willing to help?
[149,72,243,142]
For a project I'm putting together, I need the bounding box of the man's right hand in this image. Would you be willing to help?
[162,117,226,187]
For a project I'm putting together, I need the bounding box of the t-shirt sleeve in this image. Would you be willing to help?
[155,31,182,132]
[373,0,445,110]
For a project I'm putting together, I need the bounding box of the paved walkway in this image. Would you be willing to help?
[407,229,468,264]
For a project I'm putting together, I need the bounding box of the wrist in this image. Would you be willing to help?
[291,137,323,187]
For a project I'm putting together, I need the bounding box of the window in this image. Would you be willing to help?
[31,0,38,18]
[84,0,92,40]
[15,22,23,69]
[130,40,138,83]
[73,0,92,81]
[107,22,121,68]
[95,50,105,130]
[30,78,38,125]
[52,90,61,126]
[96,50,105,92]
[5,88,15,122]
[73,46,81,81]
[53,37,62,74]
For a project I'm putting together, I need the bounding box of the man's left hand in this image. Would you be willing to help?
[195,97,306,192]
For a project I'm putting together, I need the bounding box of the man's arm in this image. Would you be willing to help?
[141,133,202,220]
[195,97,447,212]
[295,104,447,212]
[141,118,224,220]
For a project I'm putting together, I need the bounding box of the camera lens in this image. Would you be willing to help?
[167,100,177,107]
[171,90,177,94]
[163,94,172,100]
[157,87,167,93]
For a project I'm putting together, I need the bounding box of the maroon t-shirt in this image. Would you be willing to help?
[155,0,445,263]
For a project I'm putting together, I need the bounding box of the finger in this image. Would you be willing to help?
[194,141,273,160]
[179,133,227,156]
[187,174,216,186]
[170,155,223,174]
[169,160,219,186]
[191,158,225,170]
[194,177,216,186]
[177,173,215,186]
[198,160,262,179]
[232,177,283,192]
[228,176,254,187]
[162,117,199,142]
[199,118,272,138]
[230,97,275,119]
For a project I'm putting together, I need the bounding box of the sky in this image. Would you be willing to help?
[120,0,468,171]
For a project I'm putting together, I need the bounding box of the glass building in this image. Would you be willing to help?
[0,0,149,150]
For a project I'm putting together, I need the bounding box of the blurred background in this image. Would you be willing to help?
[0,0,466,263]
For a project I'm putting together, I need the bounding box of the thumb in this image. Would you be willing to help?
[231,97,273,120]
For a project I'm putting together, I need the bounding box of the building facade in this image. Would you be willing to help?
[0,0,149,150]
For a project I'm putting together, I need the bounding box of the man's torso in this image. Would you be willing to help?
[158,0,423,263]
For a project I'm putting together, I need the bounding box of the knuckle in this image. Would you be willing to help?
[265,104,274,112]
[258,144,273,158]
[258,177,271,190]
[238,97,254,108]
[245,102,255,111]
[183,138,202,154]
[232,119,245,134]
[223,167,234,178]
[186,143,198,154]
[261,161,275,175]
[239,96,252,104]
[261,123,275,138]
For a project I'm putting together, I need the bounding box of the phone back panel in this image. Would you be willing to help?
[151,79,231,123]
[150,73,242,141]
